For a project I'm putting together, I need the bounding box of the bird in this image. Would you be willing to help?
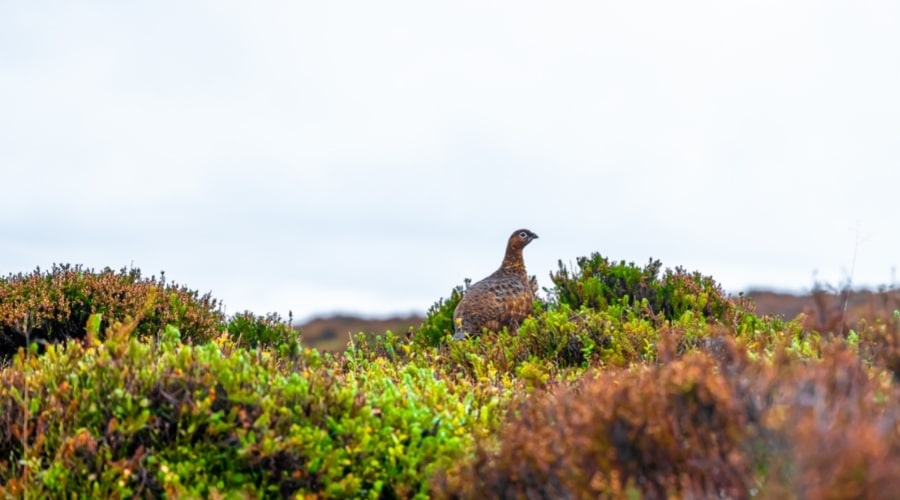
[452,229,539,340]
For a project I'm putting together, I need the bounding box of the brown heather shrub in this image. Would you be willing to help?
[435,336,757,499]
[856,314,900,381]
[0,264,223,358]
[434,335,900,499]
[763,342,900,498]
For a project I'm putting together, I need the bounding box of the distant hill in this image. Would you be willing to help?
[297,314,423,351]
[746,287,900,333]
[297,288,900,350]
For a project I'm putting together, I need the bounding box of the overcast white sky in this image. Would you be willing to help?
[2,2,899,321]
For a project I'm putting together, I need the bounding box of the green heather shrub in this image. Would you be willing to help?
[440,305,661,377]
[0,264,223,358]
[349,330,528,439]
[226,311,300,352]
[415,253,754,358]
[550,253,749,324]
[416,298,740,387]
[0,318,477,498]
[414,282,465,347]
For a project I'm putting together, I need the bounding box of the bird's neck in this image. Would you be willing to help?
[500,248,527,279]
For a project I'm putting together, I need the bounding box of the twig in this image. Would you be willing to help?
[840,222,861,336]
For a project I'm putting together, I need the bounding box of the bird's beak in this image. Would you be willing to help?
[531,233,539,240]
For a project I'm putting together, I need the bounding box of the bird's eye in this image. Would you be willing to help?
[519,231,528,238]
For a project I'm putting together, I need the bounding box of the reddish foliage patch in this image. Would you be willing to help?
[435,337,900,498]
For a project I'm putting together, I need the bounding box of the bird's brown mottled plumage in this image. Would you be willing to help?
[453,229,538,340]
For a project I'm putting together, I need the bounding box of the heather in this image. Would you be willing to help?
[2,259,899,498]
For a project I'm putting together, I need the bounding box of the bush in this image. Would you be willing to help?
[434,335,900,498]
[3,260,900,497]
[0,320,475,498]
[0,264,223,358]
[226,311,300,352]
[414,283,465,348]
[854,310,900,380]
[435,337,755,498]
[549,253,749,325]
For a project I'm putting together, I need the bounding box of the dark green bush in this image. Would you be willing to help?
[0,264,223,358]
[550,253,749,324]
[414,282,465,348]
[226,311,300,352]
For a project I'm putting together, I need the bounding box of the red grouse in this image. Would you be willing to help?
[453,229,539,340]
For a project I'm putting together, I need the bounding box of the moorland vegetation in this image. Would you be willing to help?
[1,257,899,498]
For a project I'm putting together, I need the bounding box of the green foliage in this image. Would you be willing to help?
[348,331,522,440]
[550,253,748,324]
[439,304,661,376]
[3,259,900,498]
[0,319,474,498]
[415,282,465,347]
[226,311,300,353]
[0,264,223,358]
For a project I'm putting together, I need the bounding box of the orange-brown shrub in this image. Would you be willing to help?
[855,314,900,381]
[0,264,223,358]
[435,336,900,498]
[765,342,900,498]
[435,336,758,498]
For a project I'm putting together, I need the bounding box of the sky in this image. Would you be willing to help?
[2,1,899,322]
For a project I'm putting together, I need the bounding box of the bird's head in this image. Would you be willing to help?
[508,228,539,251]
